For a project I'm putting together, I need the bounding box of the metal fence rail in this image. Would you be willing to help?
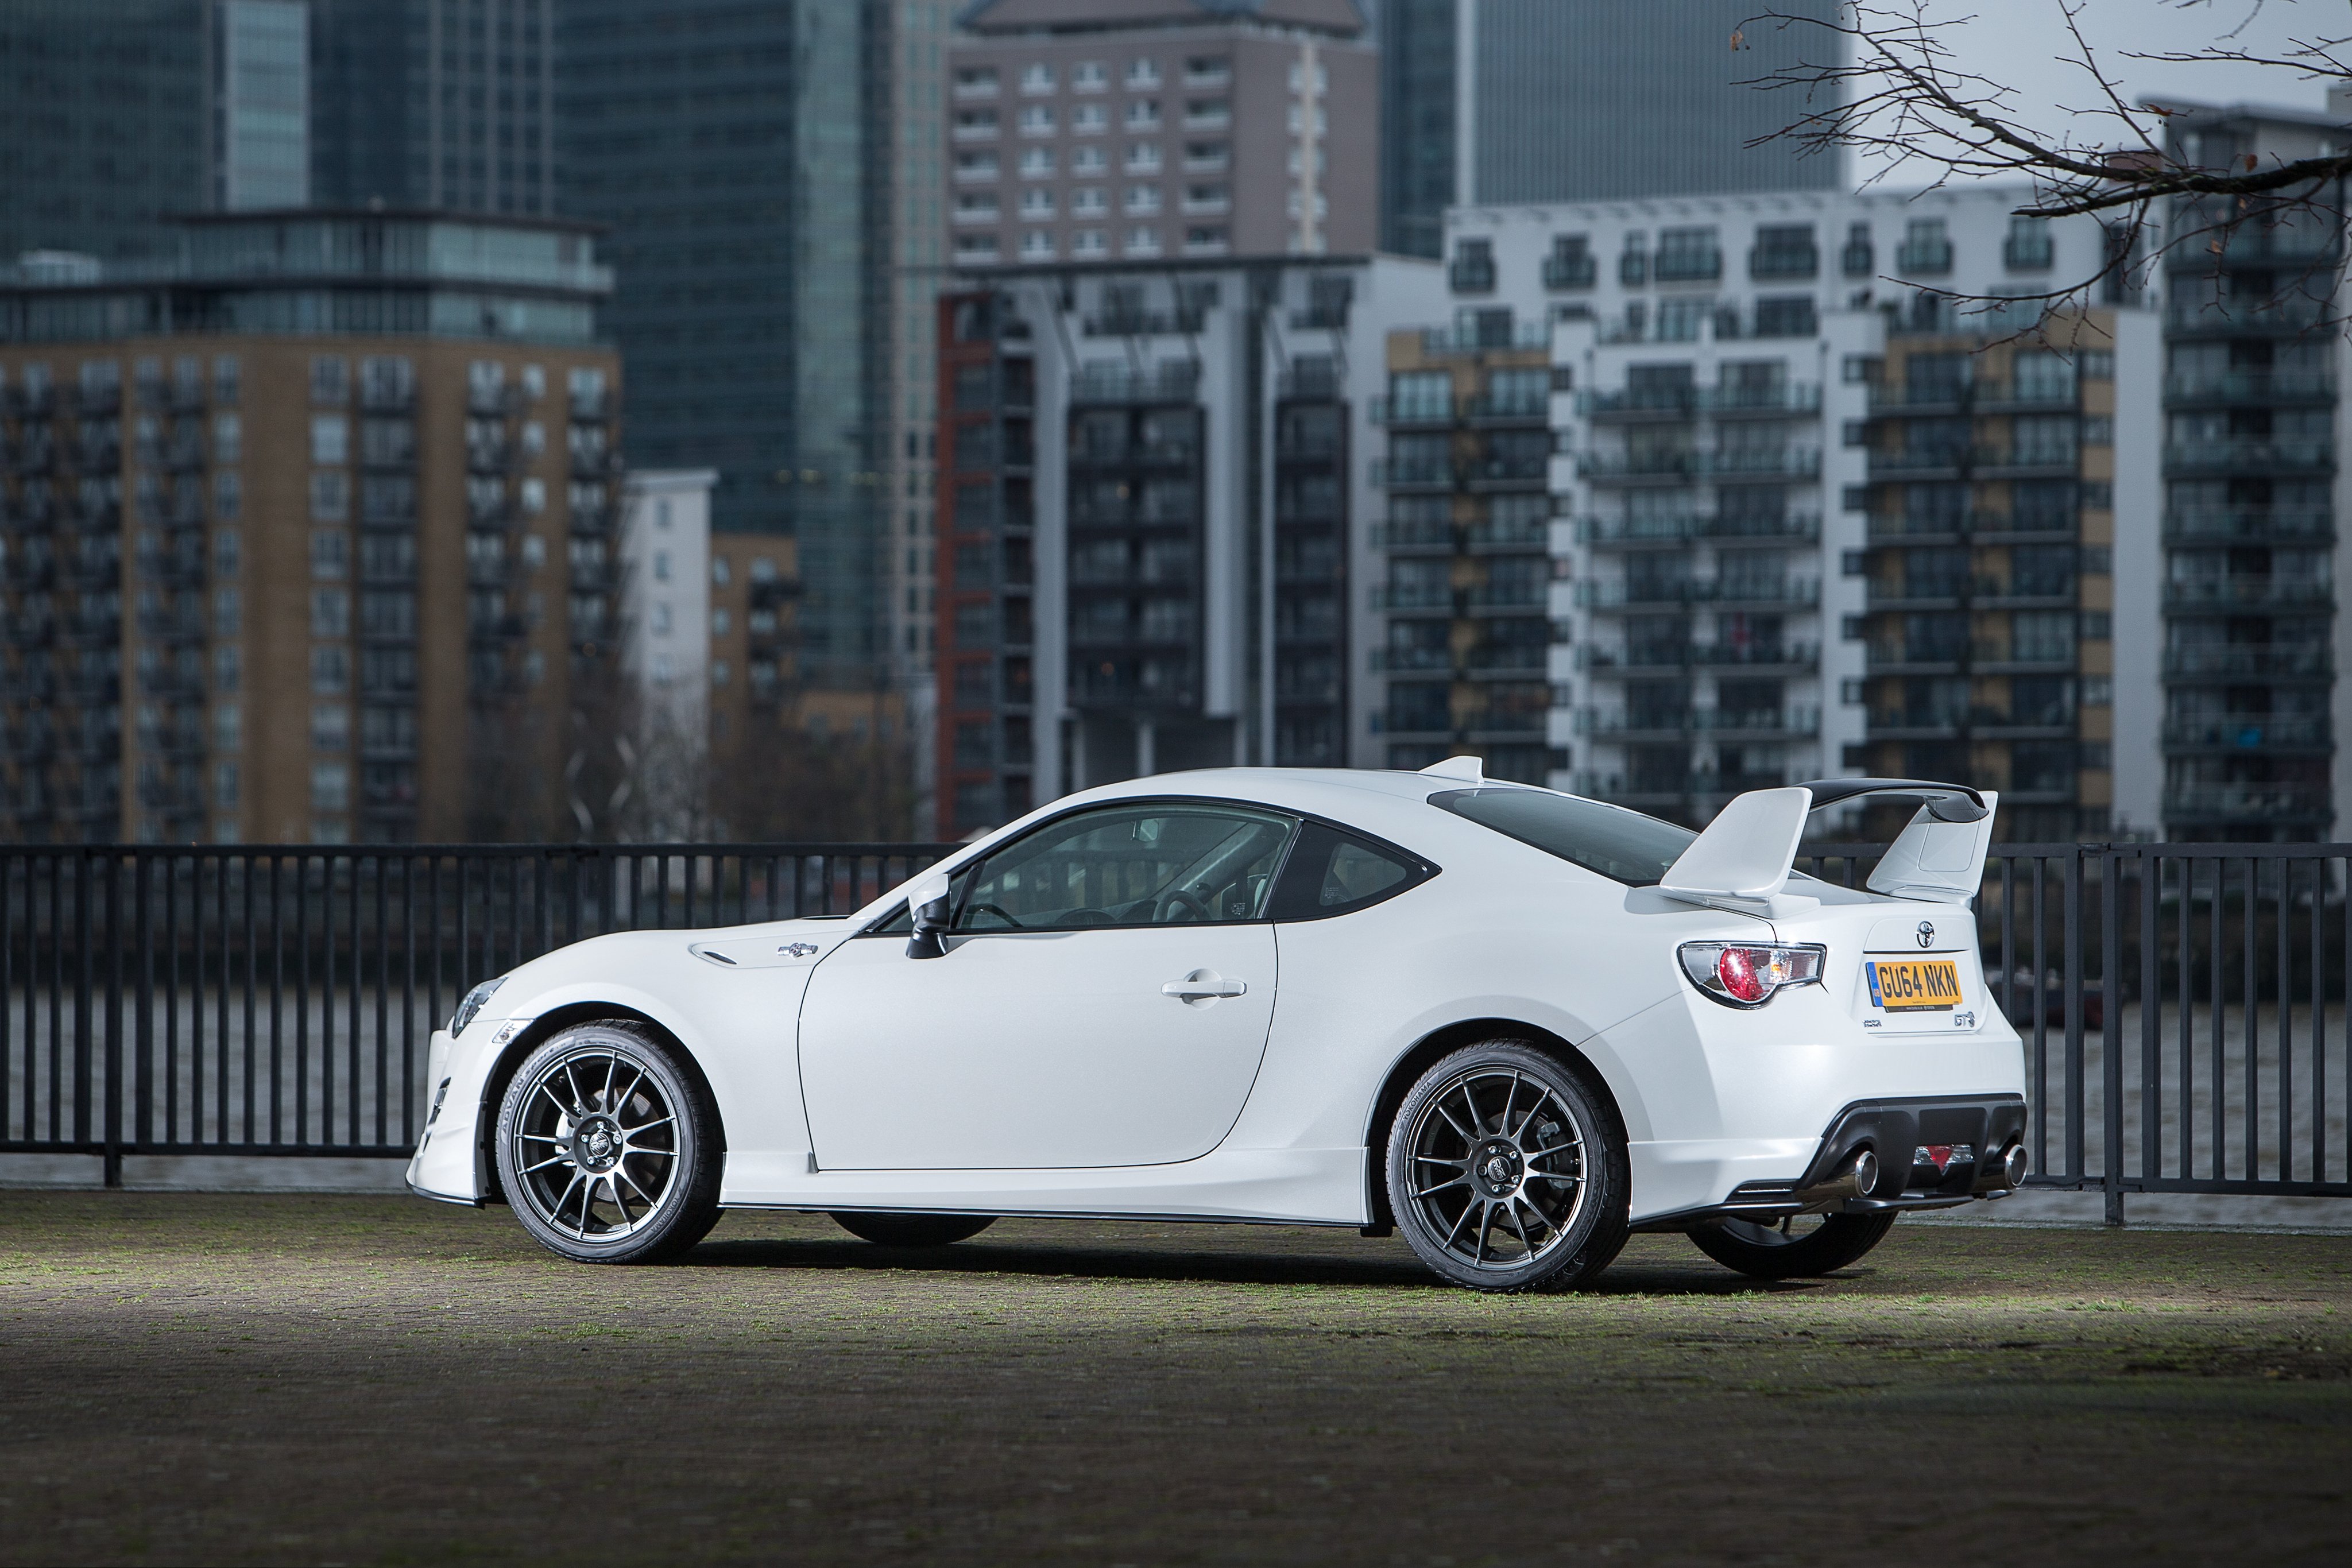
[5,839,2348,1219]
[1,843,953,1181]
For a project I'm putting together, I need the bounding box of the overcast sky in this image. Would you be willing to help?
[1854,0,2341,186]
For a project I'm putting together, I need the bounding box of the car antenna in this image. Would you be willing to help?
[1418,755,1485,784]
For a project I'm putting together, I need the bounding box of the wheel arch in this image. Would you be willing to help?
[1360,1018,1630,1230]
[475,1002,729,1205]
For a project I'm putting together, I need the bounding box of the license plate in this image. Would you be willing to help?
[1867,959,1963,1012]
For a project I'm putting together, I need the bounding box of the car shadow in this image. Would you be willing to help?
[679,1234,1830,1296]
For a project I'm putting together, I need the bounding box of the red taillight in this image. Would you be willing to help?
[1716,946,1765,1003]
[1678,941,1827,1008]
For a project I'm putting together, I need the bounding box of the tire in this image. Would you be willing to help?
[493,1020,724,1265]
[830,1211,996,1247]
[1687,1211,1898,1280]
[1385,1039,1629,1293]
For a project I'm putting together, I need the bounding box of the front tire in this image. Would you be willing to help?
[830,1212,996,1247]
[494,1021,724,1264]
[1688,1211,1898,1279]
[1385,1040,1628,1293]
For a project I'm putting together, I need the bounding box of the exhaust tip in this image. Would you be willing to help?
[2002,1143,2028,1188]
[1850,1148,1879,1198]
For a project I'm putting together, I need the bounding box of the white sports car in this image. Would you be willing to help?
[407,762,2029,1292]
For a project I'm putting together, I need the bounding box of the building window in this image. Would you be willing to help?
[1020,61,1055,94]
[310,471,350,522]
[212,412,242,462]
[954,108,999,140]
[311,589,350,637]
[652,602,673,634]
[311,646,349,694]
[1071,143,1107,174]
[1019,146,1054,177]
[956,150,1000,181]
[212,355,241,404]
[1071,186,1108,216]
[1183,226,1227,254]
[310,355,348,405]
[954,65,998,96]
[311,415,349,464]
[1654,226,1723,282]
[311,703,350,752]
[1126,184,1162,214]
[1073,102,1108,133]
[1073,229,1109,257]
[1126,98,1161,129]
[1019,187,1056,218]
[213,586,242,637]
[652,550,672,582]
[1126,141,1162,172]
[1125,227,1162,257]
[1018,104,1054,135]
[1898,218,1953,274]
[310,761,351,811]
[1021,230,1057,259]
[1073,59,1108,91]
[212,471,241,521]
[310,529,349,579]
[1125,56,1160,88]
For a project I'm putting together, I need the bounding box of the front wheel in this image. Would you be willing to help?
[1687,1211,1897,1280]
[1385,1040,1628,1293]
[493,1021,724,1264]
[830,1212,995,1247]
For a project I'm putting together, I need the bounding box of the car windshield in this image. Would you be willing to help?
[1429,787,1696,888]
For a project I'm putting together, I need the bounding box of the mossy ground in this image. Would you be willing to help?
[1,1193,2347,1565]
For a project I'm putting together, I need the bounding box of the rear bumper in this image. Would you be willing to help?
[1630,1094,2028,1231]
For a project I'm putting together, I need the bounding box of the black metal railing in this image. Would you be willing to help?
[1,843,953,1179]
[6,840,2349,1219]
[1800,843,2352,1220]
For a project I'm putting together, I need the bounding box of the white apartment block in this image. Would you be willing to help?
[619,467,717,742]
[1360,185,2165,838]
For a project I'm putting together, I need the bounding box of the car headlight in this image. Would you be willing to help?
[450,977,506,1037]
[1678,942,1825,1009]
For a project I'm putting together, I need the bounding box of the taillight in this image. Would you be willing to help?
[1678,942,1826,1009]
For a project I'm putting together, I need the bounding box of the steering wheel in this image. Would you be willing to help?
[1154,887,1214,923]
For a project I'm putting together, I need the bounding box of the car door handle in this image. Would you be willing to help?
[1161,974,1246,1000]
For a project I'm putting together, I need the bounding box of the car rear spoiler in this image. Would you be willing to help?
[1658,779,1999,915]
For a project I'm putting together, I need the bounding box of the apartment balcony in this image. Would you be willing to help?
[1371,519,1454,552]
[2164,226,2342,269]
[1375,458,1460,491]
[1462,583,1549,614]
[2163,438,2334,476]
[1577,514,1695,547]
[2164,645,2332,680]
[1580,707,1820,740]
[1866,508,2070,541]
[1710,448,1821,479]
[1652,247,1722,283]
[1748,244,1819,280]
[1580,388,1695,421]
[1576,579,1820,611]
[1463,394,1550,426]
[2163,507,2336,545]
[2165,297,2330,335]
[1448,256,1496,293]
[1695,641,1820,672]
[1,553,53,590]
[1867,383,1971,415]
[138,663,206,699]
[2165,575,2337,611]
[1368,396,1456,428]
[1464,455,1550,490]
[1709,383,1823,417]
[1373,582,1456,614]
[1577,451,1695,483]
[1866,640,1974,673]
[2002,234,2055,270]
[1707,512,1821,544]
[1576,644,1688,672]
[3,615,56,648]
[1464,518,1548,552]
[1419,322,1550,354]
[1370,646,1454,673]
[1463,647,1549,677]
[1070,364,1200,405]
[2163,715,2332,753]
[1543,254,1597,290]
[1895,238,1953,275]
[2162,369,2336,407]
[2163,784,2334,823]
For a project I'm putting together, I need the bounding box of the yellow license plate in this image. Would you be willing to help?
[1867,959,1963,1012]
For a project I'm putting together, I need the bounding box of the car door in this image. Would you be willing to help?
[796,801,1294,1170]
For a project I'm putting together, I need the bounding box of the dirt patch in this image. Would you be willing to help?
[3,1194,2349,1565]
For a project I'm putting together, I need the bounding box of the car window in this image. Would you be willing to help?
[1429,787,1696,888]
[1264,820,1432,921]
[956,804,1297,930]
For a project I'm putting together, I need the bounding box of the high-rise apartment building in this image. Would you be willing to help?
[1374,1,1844,260]
[2158,101,2349,842]
[0,210,620,845]
[930,255,1444,839]
[947,0,1377,270]
[1363,188,2164,839]
[558,1,918,702]
[309,0,558,216]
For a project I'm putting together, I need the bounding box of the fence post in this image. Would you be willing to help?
[2099,846,2124,1226]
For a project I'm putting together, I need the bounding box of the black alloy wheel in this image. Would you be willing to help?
[1386,1039,1628,1293]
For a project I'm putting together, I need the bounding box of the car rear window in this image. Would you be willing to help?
[1429,787,1696,888]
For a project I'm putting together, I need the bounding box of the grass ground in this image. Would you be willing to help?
[1,1193,2346,1565]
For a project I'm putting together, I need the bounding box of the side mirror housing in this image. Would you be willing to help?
[904,871,953,960]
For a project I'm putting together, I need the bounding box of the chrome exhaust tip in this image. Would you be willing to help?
[1801,1148,1879,1204]
[1974,1141,2028,1194]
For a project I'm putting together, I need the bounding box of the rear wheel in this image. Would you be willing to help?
[1688,1211,1897,1279]
[830,1211,996,1247]
[1385,1040,1628,1293]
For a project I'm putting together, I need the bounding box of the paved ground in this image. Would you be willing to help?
[1,1195,2347,1566]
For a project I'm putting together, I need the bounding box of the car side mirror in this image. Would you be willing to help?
[904,871,953,961]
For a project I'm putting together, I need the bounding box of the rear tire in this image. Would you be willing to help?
[1688,1211,1898,1280]
[830,1211,996,1247]
[1384,1039,1628,1293]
